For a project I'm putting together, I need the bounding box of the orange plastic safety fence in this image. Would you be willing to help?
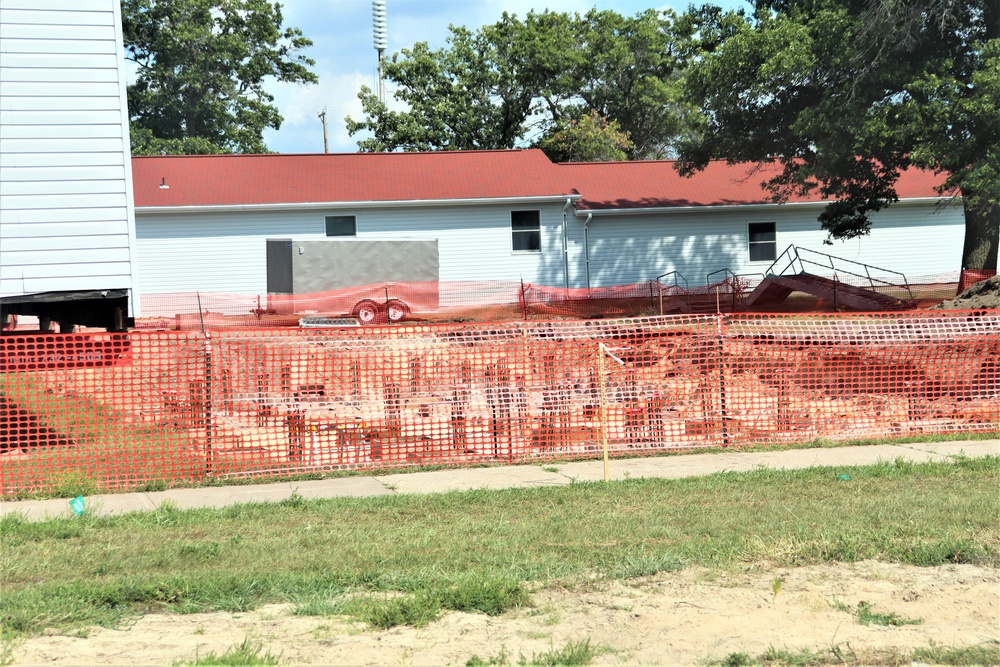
[138,282,528,330]
[136,277,957,334]
[2,310,997,496]
[958,268,997,293]
[721,311,1000,445]
[0,331,208,495]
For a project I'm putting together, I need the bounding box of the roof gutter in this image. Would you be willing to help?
[572,196,953,217]
[136,194,582,215]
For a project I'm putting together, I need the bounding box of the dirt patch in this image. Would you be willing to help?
[10,562,998,666]
[935,275,1000,310]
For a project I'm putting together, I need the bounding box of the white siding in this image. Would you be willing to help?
[135,203,569,295]
[0,0,138,307]
[137,198,965,300]
[577,200,965,288]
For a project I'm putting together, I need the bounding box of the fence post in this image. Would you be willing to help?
[196,292,214,477]
[597,342,626,481]
[203,329,214,476]
[598,344,610,482]
[716,314,730,447]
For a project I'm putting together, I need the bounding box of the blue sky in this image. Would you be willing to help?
[261,0,750,154]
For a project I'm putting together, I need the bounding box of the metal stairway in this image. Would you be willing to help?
[743,246,916,311]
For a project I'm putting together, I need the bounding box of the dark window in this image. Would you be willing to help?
[748,222,777,262]
[511,210,541,252]
[325,215,356,237]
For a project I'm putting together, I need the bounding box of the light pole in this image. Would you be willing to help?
[372,0,387,105]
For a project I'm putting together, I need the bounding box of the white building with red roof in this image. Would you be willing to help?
[131,149,964,303]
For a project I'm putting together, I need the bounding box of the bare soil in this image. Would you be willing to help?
[11,562,998,666]
[936,275,1000,310]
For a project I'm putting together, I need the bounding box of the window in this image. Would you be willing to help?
[748,222,777,262]
[325,215,356,237]
[511,210,541,252]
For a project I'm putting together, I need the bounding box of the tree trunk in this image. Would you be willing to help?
[961,197,1000,271]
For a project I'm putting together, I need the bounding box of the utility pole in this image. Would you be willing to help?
[318,108,328,153]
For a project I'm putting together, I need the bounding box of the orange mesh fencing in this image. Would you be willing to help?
[2,310,997,496]
[138,282,528,329]
[958,268,997,293]
[136,275,957,334]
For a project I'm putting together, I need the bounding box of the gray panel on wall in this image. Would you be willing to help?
[272,239,439,293]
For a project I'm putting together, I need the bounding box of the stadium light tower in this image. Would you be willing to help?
[372,0,387,105]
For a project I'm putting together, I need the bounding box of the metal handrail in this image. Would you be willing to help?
[706,268,735,285]
[706,269,767,312]
[706,269,766,287]
[654,271,690,315]
[764,244,803,277]
[764,245,914,302]
[655,270,689,290]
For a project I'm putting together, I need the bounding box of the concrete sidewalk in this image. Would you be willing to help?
[2,439,997,522]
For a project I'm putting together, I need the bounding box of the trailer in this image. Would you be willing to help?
[266,238,440,323]
[0,0,138,333]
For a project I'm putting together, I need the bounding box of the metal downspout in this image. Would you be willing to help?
[561,199,572,289]
[583,213,593,289]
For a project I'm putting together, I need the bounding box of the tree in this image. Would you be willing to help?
[345,9,695,160]
[537,111,633,162]
[344,19,555,152]
[123,0,317,155]
[677,0,1000,272]
[573,9,694,159]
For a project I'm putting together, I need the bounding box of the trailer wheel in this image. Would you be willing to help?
[352,299,383,324]
[386,299,411,323]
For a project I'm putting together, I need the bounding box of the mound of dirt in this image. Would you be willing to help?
[935,274,1000,309]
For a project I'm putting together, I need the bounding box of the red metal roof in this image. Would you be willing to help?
[132,149,573,208]
[560,159,949,210]
[132,150,948,210]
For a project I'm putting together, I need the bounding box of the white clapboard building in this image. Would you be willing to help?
[130,150,963,304]
[0,0,139,330]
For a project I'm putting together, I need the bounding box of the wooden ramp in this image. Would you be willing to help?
[744,273,914,311]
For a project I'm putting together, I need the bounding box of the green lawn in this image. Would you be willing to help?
[2,456,997,641]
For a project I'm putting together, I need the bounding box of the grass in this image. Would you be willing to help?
[173,638,280,666]
[710,639,1000,666]
[853,601,922,626]
[466,639,600,666]
[291,577,528,629]
[1,457,997,639]
[829,597,924,626]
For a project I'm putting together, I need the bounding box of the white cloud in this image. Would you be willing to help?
[265,68,371,154]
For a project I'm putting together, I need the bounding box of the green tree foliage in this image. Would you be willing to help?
[537,111,633,163]
[677,0,1000,271]
[123,0,317,155]
[345,9,695,160]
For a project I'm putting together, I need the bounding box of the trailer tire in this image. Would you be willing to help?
[352,299,383,325]
[386,299,411,323]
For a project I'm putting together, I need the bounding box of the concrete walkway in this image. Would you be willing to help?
[2,439,997,522]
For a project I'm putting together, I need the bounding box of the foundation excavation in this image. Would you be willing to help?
[1,309,997,496]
